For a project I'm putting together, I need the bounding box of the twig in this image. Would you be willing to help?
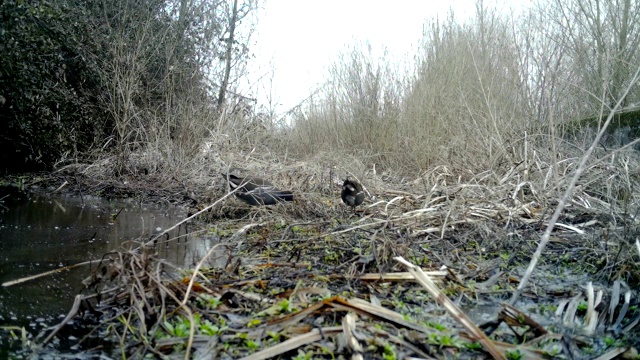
[2,259,106,287]
[41,295,84,345]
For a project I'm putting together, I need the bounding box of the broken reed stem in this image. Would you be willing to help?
[395,256,505,360]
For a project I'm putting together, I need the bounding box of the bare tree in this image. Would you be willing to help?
[217,0,238,108]
[542,0,640,111]
[216,0,258,109]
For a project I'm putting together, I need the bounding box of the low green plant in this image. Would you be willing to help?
[425,321,446,331]
[324,248,339,263]
[196,293,222,309]
[603,336,621,348]
[245,339,260,350]
[577,301,588,311]
[464,342,482,350]
[391,299,406,311]
[163,318,191,338]
[382,343,397,360]
[292,350,313,360]
[161,314,227,339]
[277,299,294,314]
[269,287,285,295]
[537,303,558,315]
[313,274,330,282]
[267,331,281,342]
[506,349,523,360]
[543,344,562,357]
[320,345,335,359]
[428,333,461,348]
[200,318,226,336]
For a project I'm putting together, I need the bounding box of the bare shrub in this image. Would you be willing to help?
[283,0,640,184]
[85,0,261,185]
[403,6,530,173]
[286,4,529,175]
[539,0,640,112]
[286,44,406,172]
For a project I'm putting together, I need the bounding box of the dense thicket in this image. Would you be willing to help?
[0,0,252,174]
[0,0,101,172]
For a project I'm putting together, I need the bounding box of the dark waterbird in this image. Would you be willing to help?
[341,178,365,212]
[222,173,294,206]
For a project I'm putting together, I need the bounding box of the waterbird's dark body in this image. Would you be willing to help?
[341,178,365,211]
[222,174,294,206]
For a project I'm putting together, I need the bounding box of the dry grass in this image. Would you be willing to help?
[48,0,640,316]
[35,143,640,357]
[75,1,640,223]
[21,96,640,356]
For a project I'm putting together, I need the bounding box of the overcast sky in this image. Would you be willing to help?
[246,0,530,114]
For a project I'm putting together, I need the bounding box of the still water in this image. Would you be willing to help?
[0,188,218,354]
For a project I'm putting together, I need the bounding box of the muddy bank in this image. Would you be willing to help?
[1,171,200,208]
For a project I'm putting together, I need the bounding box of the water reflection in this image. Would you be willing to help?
[0,189,213,337]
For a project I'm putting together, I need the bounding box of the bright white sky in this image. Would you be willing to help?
[246,0,530,114]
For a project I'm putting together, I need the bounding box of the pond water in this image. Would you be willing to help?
[0,188,219,355]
